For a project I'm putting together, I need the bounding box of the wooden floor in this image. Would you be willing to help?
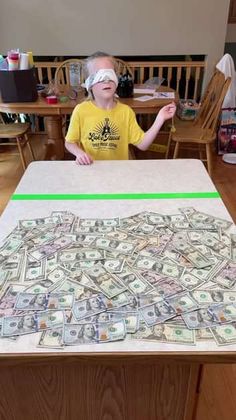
[1,135,236,420]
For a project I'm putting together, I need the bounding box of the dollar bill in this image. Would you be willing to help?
[2,313,38,336]
[38,327,64,349]
[57,247,106,263]
[29,236,73,261]
[72,295,108,321]
[172,240,212,268]
[63,319,126,345]
[196,328,214,340]
[109,311,139,333]
[91,237,137,255]
[47,293,74,310]
[37,310,65,330]
[191,289,236,306]
[85,266,126,298]
[131,321,195,345]
[210,324,236,345]
[0,239,23,263]
[133,255,184,279]
[139,301,176,326]
[23,255,46,282]
[230,234,236,262]
[14,292,48,311]
[18,216,61,230]
[182,308,219,329]
[0,249,25,282]
[166,292,199,314]
[116,265,154,295]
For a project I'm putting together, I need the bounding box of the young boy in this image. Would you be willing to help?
[65,52,176,165]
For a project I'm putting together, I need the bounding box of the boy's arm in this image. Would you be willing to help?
[136,102,176,151]
[65,141,93,165]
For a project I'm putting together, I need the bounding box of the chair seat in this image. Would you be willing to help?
[171,126,216,144]
[0,123,30,138]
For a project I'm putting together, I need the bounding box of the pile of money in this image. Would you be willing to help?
[0,207,236,349]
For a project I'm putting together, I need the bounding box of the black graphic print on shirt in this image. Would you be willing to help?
[88,118,120,150]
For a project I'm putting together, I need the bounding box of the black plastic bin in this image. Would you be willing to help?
[0,67,38,102]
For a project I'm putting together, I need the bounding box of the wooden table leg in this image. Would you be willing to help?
[44,116,65,160]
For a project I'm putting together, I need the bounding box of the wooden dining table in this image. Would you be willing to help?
[0,86,177,160]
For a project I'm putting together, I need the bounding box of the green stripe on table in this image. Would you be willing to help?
[11,192,220,201]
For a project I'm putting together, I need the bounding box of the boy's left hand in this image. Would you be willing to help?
[158,102,176,122]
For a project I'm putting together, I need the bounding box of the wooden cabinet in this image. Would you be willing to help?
[229,0,236,23]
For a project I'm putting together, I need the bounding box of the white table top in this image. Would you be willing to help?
[0,159,235,355]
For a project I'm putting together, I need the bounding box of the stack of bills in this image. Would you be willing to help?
[0,208,236,349]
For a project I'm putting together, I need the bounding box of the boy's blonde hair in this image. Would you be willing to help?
[83,51,117,78]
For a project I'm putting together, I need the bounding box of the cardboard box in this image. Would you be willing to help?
[0,67,38,102]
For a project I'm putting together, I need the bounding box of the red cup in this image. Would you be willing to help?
[46,95,58,104]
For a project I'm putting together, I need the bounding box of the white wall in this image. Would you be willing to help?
[0,0,230,82]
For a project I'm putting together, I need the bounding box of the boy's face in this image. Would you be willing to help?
[89,57,117,100]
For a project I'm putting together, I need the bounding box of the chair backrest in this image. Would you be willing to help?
[194,69,231,133]
[114,58,134,78]
[54,59,85,87]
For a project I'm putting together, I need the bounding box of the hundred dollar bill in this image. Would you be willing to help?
[37,310,65,330]
[72,294,108,321]
[38,327,64,349]
[182,308,219,329]
[208,303,236,323]
[85,266,126,298]
[29,236,73,261]
[63,319,126,345]
[210,324,236,345]
[2,313,38,336]
[211,260,236,289]
[139,301,176,326]
[14,292,48,311]
[109,311,139,333]
[131,321,195,345]
[47,293,74,310]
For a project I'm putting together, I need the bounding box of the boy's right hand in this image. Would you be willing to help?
[75,150,93,165]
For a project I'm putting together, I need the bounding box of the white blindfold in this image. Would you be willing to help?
[85,69,118,91]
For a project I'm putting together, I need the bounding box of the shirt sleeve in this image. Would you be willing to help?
[65,105,81,143]
[127,107,145,145]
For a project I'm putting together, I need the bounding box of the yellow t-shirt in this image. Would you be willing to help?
[65,100,144,160]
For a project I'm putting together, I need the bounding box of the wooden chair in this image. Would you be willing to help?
[0,115,35,171]
[165,70,231,177]
[115,58,134,78]
[54,58,85,88]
